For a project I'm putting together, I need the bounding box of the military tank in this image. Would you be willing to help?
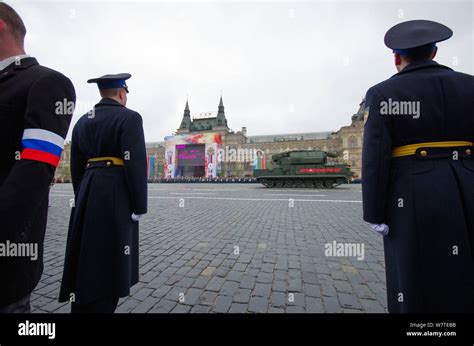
[253,150,353,188]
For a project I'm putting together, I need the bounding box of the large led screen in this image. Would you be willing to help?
[177,144,205,167]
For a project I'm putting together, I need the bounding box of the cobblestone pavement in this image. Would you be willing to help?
[31,183,387,313]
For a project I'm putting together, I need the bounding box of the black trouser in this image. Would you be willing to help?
[0,294,31,313]
[71,296,119,314]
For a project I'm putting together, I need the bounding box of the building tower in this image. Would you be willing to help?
[216,96,228,128]
[177,100,192,133]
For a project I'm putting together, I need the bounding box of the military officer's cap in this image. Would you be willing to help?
[384,20,453,55]
[87,73,131,92]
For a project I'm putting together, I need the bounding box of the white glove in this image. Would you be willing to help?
[370,223,389,236]
[131,213,143,221]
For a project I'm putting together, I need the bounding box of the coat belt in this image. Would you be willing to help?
[392,141,473,158]
[87,156,125,167]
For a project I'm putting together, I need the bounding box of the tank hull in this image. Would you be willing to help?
[254,173,349,188]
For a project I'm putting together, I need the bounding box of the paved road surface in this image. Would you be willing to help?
[31,183,387,313]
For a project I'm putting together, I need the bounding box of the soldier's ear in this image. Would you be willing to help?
[394,53,402,66]
[431,47,438,60]
[120,89,127,105]
[0,19,6,33]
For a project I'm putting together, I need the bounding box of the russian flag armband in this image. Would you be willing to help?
[20,128,65,167]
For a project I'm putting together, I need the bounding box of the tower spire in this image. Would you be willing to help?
[178,99,191,132]
[218,96,224,113]
[216,95,227,128]
[184,100,190,116]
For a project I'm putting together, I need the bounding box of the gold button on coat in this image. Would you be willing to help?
[420,150,427,157]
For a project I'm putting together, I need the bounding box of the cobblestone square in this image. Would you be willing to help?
[32,183,387,313]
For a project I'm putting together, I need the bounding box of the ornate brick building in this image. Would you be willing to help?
[55,98,365,181]
[147,97,365,179]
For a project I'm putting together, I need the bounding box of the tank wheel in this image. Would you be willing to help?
[304,180,314,188]
[295,180,305,188]
[275,180,284,188]
[324,180,334,188]
[314,180,323,189]
[265,180,275,188]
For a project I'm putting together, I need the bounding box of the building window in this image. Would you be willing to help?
[349,136,357,149]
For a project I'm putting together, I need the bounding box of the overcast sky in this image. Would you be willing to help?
[10,0,473,142]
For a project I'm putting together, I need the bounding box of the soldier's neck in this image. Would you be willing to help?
[396,61,410,72]
[103,97,125,107]
[0,47,26,61]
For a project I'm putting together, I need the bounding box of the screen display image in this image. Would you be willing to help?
[177,144,205,167]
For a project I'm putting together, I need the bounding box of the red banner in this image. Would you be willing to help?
[299,167,342,173]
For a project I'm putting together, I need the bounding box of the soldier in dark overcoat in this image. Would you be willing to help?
[59,74,147,313]
[363,20,474,313]
[0,3,75,313]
